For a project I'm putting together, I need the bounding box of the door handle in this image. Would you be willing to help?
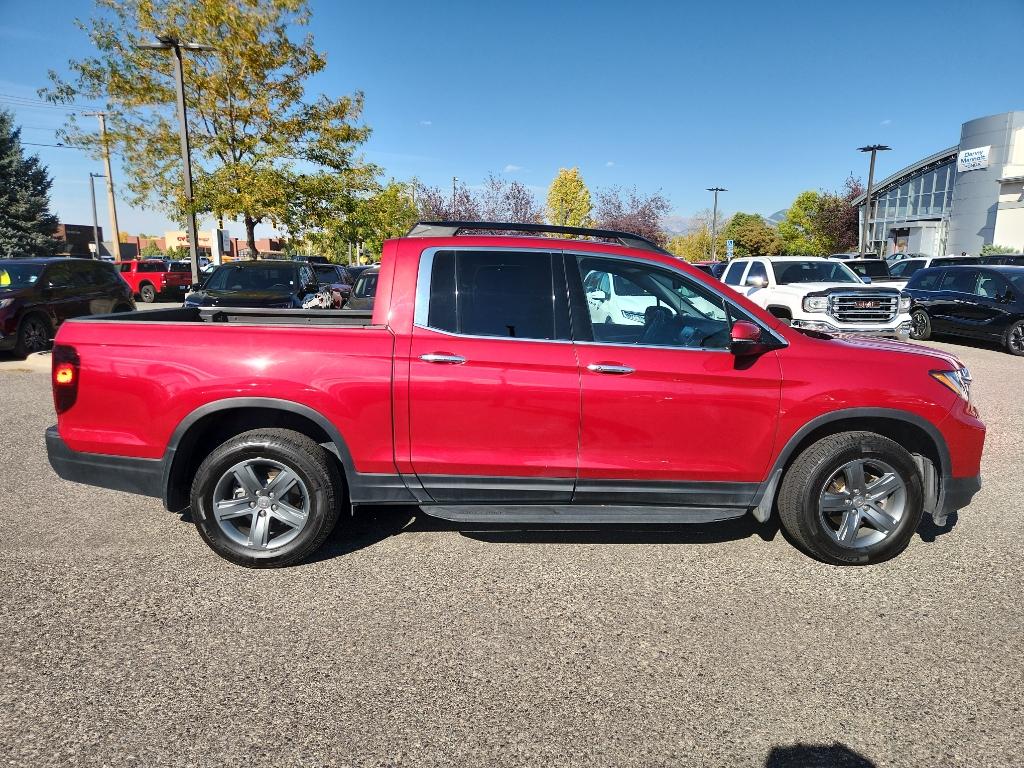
[587,363,635,375]
[420,353,466,365]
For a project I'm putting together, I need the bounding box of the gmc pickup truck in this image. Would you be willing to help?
[46,222,985,568]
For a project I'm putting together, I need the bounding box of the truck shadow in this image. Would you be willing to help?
[305,505,958,562]
[764,742,875,767]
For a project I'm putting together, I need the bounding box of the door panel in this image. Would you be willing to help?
[574,344,782,486]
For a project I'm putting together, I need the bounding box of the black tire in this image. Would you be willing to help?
[112,303,134,313]
[911,308,932,341]
[1003,319,1024,356]
[139,283,157,303]
[189,428,343,568]
[777,431,924,565]
[12,313,51,358]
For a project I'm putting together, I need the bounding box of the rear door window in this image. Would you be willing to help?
[419,250,560,340]
[938,269,980,294]
[907,270,943,291]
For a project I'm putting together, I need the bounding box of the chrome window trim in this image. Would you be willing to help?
[412,245,787,350]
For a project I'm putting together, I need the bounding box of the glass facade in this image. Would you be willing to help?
[866,159,956,254]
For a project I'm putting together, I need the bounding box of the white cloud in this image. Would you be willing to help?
[419,120,432,127]
[503,164,522,173]
[605,160,615,167]
[880,119,892,126]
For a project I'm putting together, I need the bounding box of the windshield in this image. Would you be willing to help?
[0,263,44,289]
[846,261,890,278]
[315,266,339,282]
[353,272,377,298]
[204,264,298,291]
[772,260,859,284]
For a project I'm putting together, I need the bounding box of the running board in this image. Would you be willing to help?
[421,504,747,524]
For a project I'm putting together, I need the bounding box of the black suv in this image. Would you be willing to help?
[905,264,1024,355]
[184,260,329,309]
[0,258,135,357]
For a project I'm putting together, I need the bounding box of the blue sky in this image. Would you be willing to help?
[0,0,1020,238]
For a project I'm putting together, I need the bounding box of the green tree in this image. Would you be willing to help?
[546,168,593,230]
[811,176,863,254]
[721,212,783,257]
[0,109,59,257]
[980,244,1018,255]
[42,0,373,257]
[778,191,828,255]
[140,242,163,257]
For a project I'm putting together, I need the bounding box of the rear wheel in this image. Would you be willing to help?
[777,431,923,565]
[13,313,50,358]
[139,283,157,303]
[1003,320,1024,356]
[189,428,342,567]
[910,308,932,340]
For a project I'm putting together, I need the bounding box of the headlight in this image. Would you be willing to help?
[621,310,646,323]
[0,298,14,309]
[899,293,912,312]
[931,368,972,403]
[802,296,828,312]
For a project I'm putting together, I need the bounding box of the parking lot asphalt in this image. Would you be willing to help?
[1,337,1021,767]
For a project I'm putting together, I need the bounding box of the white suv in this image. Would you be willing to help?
[721,256,913,338]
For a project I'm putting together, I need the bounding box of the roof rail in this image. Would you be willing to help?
[406,220,669,254]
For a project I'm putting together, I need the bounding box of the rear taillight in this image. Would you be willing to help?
[52,344,80,414]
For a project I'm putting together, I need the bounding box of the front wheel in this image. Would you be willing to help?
[1003,320,1024,356]
[777,431,923,565]
[910,308,932,340]
[13,314,50,358]
[189,428,342,567]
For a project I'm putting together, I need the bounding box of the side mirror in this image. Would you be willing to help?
[587,289,608,302]
[861,275,873,284]
[730,320,769,356]
[746,276,767,289]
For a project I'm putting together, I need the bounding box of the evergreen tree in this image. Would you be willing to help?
[0,110,60,257]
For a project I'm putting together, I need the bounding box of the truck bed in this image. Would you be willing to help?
[85,306,376,327]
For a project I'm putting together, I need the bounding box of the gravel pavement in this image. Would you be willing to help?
[0,337,1021,767]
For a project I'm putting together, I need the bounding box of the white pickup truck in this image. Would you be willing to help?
[721,256,913,338]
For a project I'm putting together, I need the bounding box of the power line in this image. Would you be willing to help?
[0,92,103,110]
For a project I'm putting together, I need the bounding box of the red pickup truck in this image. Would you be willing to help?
[46,222,985,568]
[115,259,192,303]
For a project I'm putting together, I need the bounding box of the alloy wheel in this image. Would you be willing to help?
[23,318,48,353]
[911,310,929,339]
[211,457,310,550]
[818,458,907,548]
[1009,324,1024,354]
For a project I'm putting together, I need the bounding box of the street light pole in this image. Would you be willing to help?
[452,176,459,218]
[135,36,215,285]
[88,173,105,259]
[707,187,727,260]
[858,144,891,256]
[83,113,122,261]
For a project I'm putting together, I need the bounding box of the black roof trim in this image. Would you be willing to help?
[406,220,669,255]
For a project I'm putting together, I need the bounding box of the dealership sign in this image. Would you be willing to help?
[957,145,991,173]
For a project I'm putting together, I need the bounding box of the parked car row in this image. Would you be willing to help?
[0,258,135,356]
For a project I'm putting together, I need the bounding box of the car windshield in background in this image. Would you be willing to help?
[846,261,890,278]
[314,266,338,282]
[772,260,859,284]
[353,272,377,298]
[1007,273,1024,293]
[0,263,44,289]
[204,265,297,291]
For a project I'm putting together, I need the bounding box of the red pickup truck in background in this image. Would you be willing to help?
[47,222,985,568]
[115,259,192,303]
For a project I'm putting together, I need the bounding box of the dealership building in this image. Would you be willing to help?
[854,110,1024,257]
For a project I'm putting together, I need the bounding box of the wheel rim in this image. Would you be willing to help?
[912,311,928,338]
[818,458,907,549]
[1010,324,1024,353]
[23,318,48,352]
[211,458,310,551]
[142,286,155,301]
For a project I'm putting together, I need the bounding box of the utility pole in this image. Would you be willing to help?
[858,145,891,256]
[707,187,727,260]
[88,173,105,258]
[452,176,458,218]
[135,36,215,285]
[84,113,122,260]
